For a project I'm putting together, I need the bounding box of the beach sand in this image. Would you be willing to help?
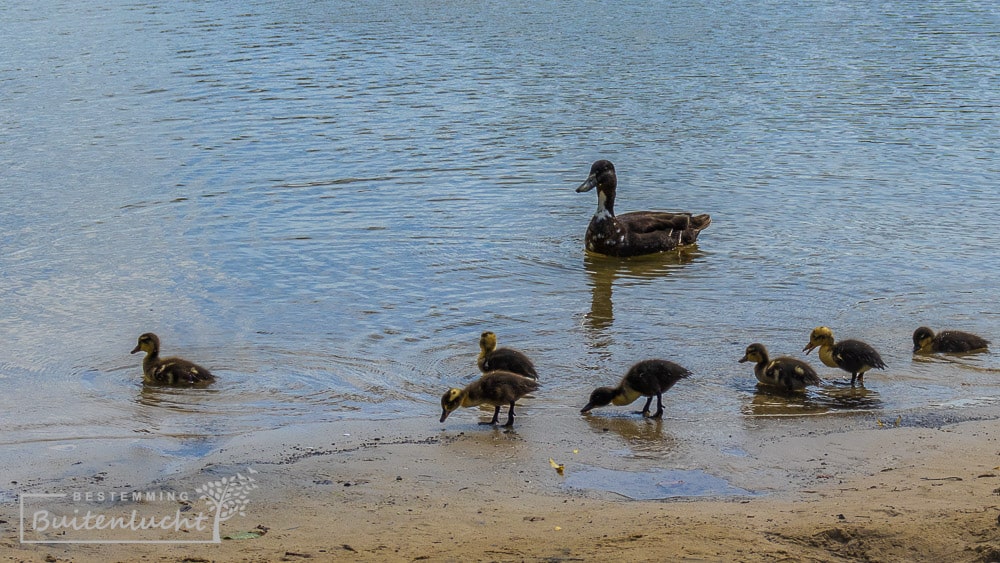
[5,408,1000,562]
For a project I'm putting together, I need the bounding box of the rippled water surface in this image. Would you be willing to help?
[2,1,998,476]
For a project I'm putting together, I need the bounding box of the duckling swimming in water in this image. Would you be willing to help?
[575,160,711,257]
[803,326,885,386]
[131,332,215,385]
[477,331,538,380]
[581,359,690,418]
[440,370,540,428]
[912,326,990,354]
[739,343,820,391]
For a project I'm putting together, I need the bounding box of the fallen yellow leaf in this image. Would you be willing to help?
[549,458,565,475]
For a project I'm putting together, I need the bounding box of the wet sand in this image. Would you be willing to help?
[5,407,1000,562]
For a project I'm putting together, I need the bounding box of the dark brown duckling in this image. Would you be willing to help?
[131,332,215,385]
[913,326,989,354]
[581,359,690,418]
[803,326,885,386]
[440,370,540,428]
[575,160,711,257]
[739,343,820,391]
[477,331,538,380]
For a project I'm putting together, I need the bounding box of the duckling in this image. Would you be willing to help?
[440,370,540,428]
[913,326,990,354]
[575,160,711,257]
[739,343,820,391]
[477,331,538,380]
[130,332,215,385]
[581,359,690,418]
[803,326,885,386]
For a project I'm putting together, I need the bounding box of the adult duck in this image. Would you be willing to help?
[131,332,215,385]
[912,326,989,354]
[575,160,711,257]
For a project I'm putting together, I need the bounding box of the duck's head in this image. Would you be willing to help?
[803,326,834,355]
[479,331,497,354]
[576,160,617,194]
[440,388,463,422]
[580,386,617,413]
[739,343,769,364]
[131,332,160,356]
[912,326,935,353]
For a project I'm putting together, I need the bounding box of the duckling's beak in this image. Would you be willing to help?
[580,402,595,414]
[439,409,451,423]
[738,355,749,363]
[130,345,141,354]
[912,344,921,353]
[802,343,816,355]
[576,173,597,193]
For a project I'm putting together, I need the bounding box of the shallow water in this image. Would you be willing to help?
[1,1,998,483]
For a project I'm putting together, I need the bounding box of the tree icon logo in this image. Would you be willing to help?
[194,469,259,543]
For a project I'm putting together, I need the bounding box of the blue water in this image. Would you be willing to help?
[1,1,998,474]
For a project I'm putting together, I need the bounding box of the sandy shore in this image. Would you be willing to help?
[5,408,1000,562]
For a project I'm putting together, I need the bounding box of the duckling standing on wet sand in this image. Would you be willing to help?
[477,331,538,380]
[912,326,990,354]
[581,359,691,418]
[739,343,821,391]
[575,160,711,257]
[440,370,540,428]
[131,332,215,385]
[803,326,885,386]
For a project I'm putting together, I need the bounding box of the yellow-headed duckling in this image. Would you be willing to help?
[131,332,215,385]
[803,326,885,386]
[576,160,711,257]
[477,331,538,380]
[913,326,989,354]
[581,359,690,418]
[739,343,820,391]
[440,370,540,428]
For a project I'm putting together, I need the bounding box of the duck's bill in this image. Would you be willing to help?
[575,174,597,193]
[738,356,749,363]
[439,409,451,423]
[580,402,595,413]
[130,345,141,354]
[802,344,816,354]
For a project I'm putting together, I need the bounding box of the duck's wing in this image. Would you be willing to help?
[936,331,990,352]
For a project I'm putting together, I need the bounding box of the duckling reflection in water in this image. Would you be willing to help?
[739,343,820,391]
[912,326,990,354]
[440,370,539,428]
[581,359,690,419]
[131,332,215,386]
[477,331,538,380]
[803,326,885,386]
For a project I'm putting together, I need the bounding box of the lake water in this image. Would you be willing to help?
[2,1,998,485]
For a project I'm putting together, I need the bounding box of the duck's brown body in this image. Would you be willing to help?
[803,327,885,386]
[440,370,539,428]
[740,343,820,391]
[913,327,989,354]
[581,359,690,418]
[131,332,215,385]
[477,331,538,380]
[576,160,710,257]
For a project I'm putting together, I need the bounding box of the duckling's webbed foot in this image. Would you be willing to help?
[503,402,516,427]
[650,394,664,419]
[634,396,654,417]
[479,405,502,425]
